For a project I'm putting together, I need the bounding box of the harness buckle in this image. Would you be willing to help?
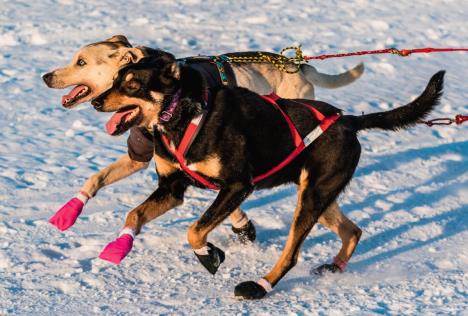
[160,111,173,122]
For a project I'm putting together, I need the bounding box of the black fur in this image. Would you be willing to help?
[349,71,444,131]
[93,56,445,298]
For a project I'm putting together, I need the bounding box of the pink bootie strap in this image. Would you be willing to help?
[333,256,348,272]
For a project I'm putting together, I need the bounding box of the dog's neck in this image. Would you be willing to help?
[153,66,206,146]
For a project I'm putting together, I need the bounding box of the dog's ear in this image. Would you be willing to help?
[106,35,132,47]
[120,48,146,66]
[138,47,173,59]
[161,62,180,83]
[168,62,181,80]
[158,52,179,80]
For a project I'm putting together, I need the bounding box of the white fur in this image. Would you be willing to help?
[119,227,136,239]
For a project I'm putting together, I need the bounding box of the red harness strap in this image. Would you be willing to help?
[161,114,219,190]
[160,93,340,190]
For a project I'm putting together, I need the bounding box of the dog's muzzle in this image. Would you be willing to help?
[42,72,54,86]
[91,99,104,111]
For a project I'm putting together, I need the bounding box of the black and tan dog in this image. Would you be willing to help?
[92,53,444,299]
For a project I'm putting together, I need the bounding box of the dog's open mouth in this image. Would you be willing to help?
[106,105,142,136]
[62,85,91,108]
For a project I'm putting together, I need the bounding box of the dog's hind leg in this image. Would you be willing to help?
[314,202,362,274]
[229,208,256,243]
[98,172,188,265]
[234,169,316,299]
[234,168,349,299]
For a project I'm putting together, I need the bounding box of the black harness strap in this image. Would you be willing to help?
[177,55,237,88]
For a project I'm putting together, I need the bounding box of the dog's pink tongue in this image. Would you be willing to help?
[105,109,134,135]
[62,85,87,105]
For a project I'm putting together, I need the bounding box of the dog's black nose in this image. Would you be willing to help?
[91,99,103,111]
[42,72,53,85]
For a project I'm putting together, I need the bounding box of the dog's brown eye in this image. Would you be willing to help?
[77,59,86,67]
[127,80,140,91]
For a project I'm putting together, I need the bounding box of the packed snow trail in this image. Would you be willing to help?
[0,0,467,314]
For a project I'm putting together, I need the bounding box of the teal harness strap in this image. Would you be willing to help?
[211,55,230,86]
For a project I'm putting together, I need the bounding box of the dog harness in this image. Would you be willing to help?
[177,55,236,87]
[160,93,340,190]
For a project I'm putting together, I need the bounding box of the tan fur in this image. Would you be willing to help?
[154,154,179,176]
[188,208,248,247]
[187,222,205,249]
[45,36,146,107]
[101,92,149,111]
[101,90,161,128]
[124,193,183,234]
[264,169,309,284]
[318,202,362,262]
[106,35,131,46]
[262,169,362,285]
[188,155,222,178]
[188,220,220,249]
[125,72,134,81]
[149,91,165,104]
[229,208,248,226]
[81,154,148,197]
[231,62,364,100]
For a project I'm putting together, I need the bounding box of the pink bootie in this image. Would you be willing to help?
[49,194,87,231]
[99,234,134,264]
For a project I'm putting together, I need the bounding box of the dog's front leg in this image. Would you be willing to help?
[81,154,149,197]
[99,172,188,264]
[187,182,253,275]
[49,154,148,231]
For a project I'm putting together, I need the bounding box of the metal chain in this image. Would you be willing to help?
[225,46,306,74]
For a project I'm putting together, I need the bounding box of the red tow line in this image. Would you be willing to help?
[302,47,468,61]
[282,46,468,128]
[421,115,468,127]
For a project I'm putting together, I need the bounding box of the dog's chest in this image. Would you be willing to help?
[154,153,221,178]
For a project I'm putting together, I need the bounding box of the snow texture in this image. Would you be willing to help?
[0,0,467,315]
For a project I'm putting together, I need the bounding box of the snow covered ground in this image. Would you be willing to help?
[0,0,467,314]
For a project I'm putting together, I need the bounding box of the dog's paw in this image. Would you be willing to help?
[194,242,225,275]
[99,234,134,265]
[234,280,269,299]
[312,257,347,275]
[231,220,256,244]
[49,197,84,231]
[312,263,342,275]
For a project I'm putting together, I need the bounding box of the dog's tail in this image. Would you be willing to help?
[348,71,445,132]
[301,63,364,89]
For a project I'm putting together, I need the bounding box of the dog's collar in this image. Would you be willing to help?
[158,87,210,125]
[159,89,182,123]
